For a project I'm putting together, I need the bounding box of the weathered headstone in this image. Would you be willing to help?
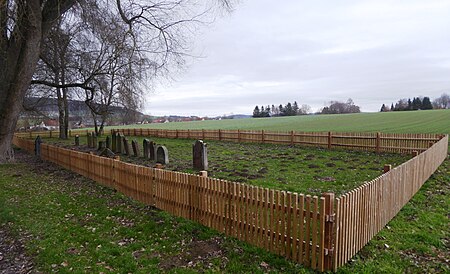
[132,140,140,157]
[156,145,169,164]
[149,141,156,160]
[193,140,208,170]
[143,139,151,159]
[75,135,80,146]
[99,148,115,158]
[87,133,91,147]
[98,141,106,150]
[116,133,123,154]
[123,137,130,155]
[111,133,116,152]
[35,136,42,157]
[106,136,111,149]
[92,133,97,149]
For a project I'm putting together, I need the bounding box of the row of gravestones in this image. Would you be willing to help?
[77,132,207,170]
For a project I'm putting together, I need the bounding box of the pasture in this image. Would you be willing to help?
[108,109,450,134]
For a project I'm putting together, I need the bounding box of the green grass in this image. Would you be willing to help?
[105,109,450,134]
[1,150,448,273]
[46,136,410,196]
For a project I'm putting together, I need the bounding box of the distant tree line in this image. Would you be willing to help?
[379,94,450,112]
[320,99,360,114]
[253,101,311,118]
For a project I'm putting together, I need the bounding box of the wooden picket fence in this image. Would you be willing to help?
[110,128,443,154]
[16,128,444,154]
[11,133,448,272]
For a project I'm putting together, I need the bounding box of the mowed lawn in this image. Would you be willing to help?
[107,109,450,134]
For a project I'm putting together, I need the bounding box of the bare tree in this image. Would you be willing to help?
[0,0,233,160]
[432,93,450,109]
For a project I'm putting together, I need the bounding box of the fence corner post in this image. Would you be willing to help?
[322,192,335,271]
[383,164,391,173]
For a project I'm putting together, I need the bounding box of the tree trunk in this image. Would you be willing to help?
[0,1,43,162]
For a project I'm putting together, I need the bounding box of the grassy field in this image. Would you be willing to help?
[108,109,450,134]
[0,150,448,273]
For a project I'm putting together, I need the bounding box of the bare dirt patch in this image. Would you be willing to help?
[159,237,225,271]
[0,224,34,274]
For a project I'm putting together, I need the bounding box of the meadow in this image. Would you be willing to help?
[109,109,450,134]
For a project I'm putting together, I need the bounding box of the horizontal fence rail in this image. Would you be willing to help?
[16,129,443,154]
[12,132,448,272]
[109,129,443,154]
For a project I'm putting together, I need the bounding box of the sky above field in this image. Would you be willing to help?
[145,0,450,117]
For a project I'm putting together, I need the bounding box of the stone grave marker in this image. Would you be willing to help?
[143,139,150,159]
[132,140,140,157]
[111,133,116,151]
[149,141,156,160]
[75,135,80,146]
[87,133,91,147]
[35,136,42,157]
[156,145,169,164]
[98,141,106,150]
[106,136,111,149]
[116,133,123,154]
[193,140,208,170]
[92,133,97,148]
[123,137,130,155]
[99,148,115,158]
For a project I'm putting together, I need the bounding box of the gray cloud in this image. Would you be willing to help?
[145,0,450,116]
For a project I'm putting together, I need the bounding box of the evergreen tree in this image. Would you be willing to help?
[293,101,299,115]
[412,97,422,110]
[284,102,294,116]
[279,104,284,116]
[421,97,433,110]
[391,103,394,111]
[252,106,260,118]
[380,104,386,112]
[407,98,412,110]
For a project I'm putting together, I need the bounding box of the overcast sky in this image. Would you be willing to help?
[145,0,450,117]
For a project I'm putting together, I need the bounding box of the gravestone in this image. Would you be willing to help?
[92,133,97,149]
[149,141,156,160]
[106,136,111,149]
[143,139,151,159]
[193,140,208,170]
[75,135,80,146]
[111,133,116,152]
[35,136,42,157]
[116,133,123,154]
[132,140,140,157]
[123,137,130,155]
[99,148,115,158]
[156,145,169,165]
[87,133,91,147]
[98,141,106,150]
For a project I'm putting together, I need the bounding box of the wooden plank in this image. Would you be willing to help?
[311,196,318,269]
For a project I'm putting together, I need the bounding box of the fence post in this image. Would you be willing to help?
[383,164,391,173]
[262,130,265,143]
[376,132,381,153]
[50,130,53,138]
[322,192,335,271]
[291,130,295,145]
[187,129,190,139]
[238,130,241,142]
[202,129,205,140]
[412,150,418,157]
[218,129,222,141]
[328,132,332,149]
